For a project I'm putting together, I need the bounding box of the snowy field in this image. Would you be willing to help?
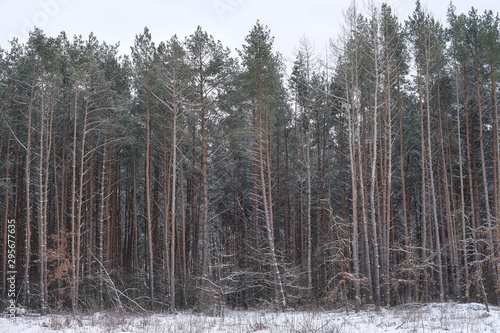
[2,303,499,332]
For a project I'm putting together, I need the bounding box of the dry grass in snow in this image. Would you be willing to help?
[2,302,499,332]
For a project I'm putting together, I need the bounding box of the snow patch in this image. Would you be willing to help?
[1,302,499,332]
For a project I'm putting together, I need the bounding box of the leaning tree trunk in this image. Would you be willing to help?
[257,71,286,309]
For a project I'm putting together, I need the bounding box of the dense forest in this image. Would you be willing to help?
[1,1,500,314]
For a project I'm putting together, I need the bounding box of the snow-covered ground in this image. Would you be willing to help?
[2,303,499,332]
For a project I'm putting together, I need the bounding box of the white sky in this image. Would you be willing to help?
[1,0,498,69]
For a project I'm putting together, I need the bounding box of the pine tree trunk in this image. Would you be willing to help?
[257,71,286,308]
[358,99,373,304]
[370,41,381,310]
[492,74,500,294]
[345,58,361,312]
[305,73,313,305]
[383,39,393,307]
[24,74,36,307]
[145,88,155,311]
[41,82,55,314]
[98,140,108,310]
[436,79,460,299]
[474,45,495,290]
[1,96,12,302]
[133,150,139,281]
[73,87,91,312]
[463,66,488,305]
[397,71,411,302]
[2,81,14,301]
[87,131,95,274]
[417,57,429,302]
[292,104,297,267]
[201,91,209,283]
[284,125,290,261]
[69,71,85,312]
[179,136,188,307]
[170,86,178,312]
[163,119,172,304]
[424,54,444,302]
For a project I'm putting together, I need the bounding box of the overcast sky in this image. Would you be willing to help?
[1,0,498,69]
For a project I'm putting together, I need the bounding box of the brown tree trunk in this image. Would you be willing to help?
[370,47,381,311]
[23,73,36,307]
[163,119,172,304]
[2,81,14,301]
[179,135,188,307]
[417,57,429,301]
[284,125,290,261]
[170,84,178,312]
[145,88,155,310]
[491,74,500,293]
[133,150,139,280]
[424,53,444,302]
[87,131,95,274]
[358,97,373,305]
[200,88,209,283]
[98,139,108,310]
[257,71,286,308]
[73,87,91,312]
[437,79,460,299]
[398,70,411,302]
[474,45,495,291]
[345,56,361,312]
[70,72,79,313]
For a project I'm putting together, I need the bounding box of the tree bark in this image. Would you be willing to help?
[145,88,155,310]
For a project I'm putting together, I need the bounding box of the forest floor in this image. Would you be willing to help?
[1,302,499,332]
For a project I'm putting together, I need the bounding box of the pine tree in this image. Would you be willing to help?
[238,21,286,308]
[131,27,156,310]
